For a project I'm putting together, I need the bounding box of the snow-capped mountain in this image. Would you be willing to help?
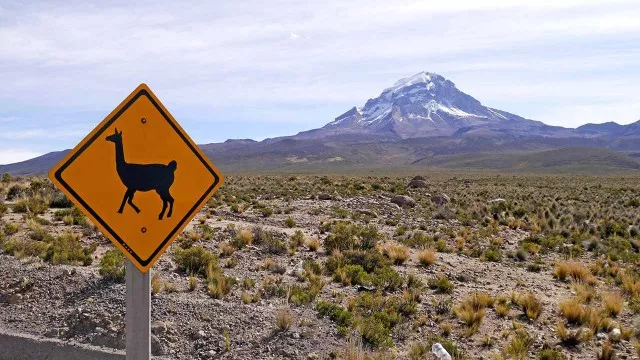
[301,71,570,139]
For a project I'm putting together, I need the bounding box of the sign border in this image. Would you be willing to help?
[49,84,223,272]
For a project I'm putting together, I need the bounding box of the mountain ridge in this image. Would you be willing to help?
[2,71,640,175]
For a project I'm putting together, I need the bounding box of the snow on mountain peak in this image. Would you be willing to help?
[383,71,439,94]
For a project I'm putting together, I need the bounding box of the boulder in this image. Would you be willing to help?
[432,194,450,206]
[317,194,332,201]
[408,179,428,188]
[391,195,416,207]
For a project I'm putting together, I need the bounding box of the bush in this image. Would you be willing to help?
[265,234,287,255]
[316,301,353,327]
[537,348,566,360]
[429,275,454,294]
[13,195,49,215]
[360,316,393,348]
[99,250,126,281]
[1,238,49,258]
[53,207,86,226]
[6,185,24,201]
[372,266,403,292]
[49,192,73,208]
[172,246,217,276]
[324,222,384,252]
[3,223,19,235]
[42,232,96,266]
[207,270,233,299]
[335,264,371,286]
[284,217,296,228]
[483,249,503,262]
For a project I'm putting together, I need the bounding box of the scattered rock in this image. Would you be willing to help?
[609,328,621,341]
[432,194,450,206]
[391,195,416,207]
[488,198,506,203]
[357,285,376,292]
[355,209,377,217]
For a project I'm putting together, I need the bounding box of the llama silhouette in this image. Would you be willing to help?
[106,128,177,220]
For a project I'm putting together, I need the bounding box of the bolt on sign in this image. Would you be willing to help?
[49,84,224,273]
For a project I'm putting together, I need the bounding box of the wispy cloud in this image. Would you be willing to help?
[0,149,43,165]
[0,0,639,159]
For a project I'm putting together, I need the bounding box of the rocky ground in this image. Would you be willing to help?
[1,174,640,359]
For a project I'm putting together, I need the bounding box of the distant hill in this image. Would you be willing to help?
[2,71,640,175]
[412,147,640,173]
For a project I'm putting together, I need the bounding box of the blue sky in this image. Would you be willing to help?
[1,0,639,164]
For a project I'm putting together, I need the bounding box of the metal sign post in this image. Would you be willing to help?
[126,260,151,360]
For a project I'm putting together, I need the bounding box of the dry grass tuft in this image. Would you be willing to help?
[455,292,493,335]
[306,237,320,252]
[276,308,294,331]
[554,261,597,285]
[556,322,593,346]
[384,244,410,265]
[516,292,542,320]
[602,292,623,317]
[559,298,588,325]
[417,248,437,267]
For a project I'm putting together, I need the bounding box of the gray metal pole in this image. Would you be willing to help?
[126,260,151,360]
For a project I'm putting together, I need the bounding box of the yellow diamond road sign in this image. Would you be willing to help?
[49,84,224,273]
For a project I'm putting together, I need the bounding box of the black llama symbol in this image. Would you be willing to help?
[106,128,177,220]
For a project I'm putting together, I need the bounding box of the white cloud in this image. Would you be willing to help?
[0,0,638,152]
[0,149,43,165]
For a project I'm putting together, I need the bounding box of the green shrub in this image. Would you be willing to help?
[3,223,19,235]
[1,238,49,258]
[372,266,403,292]
[265,235,288,255]
[335,264,371,286]
[483,249,503,262]
[285,217,296,228]
[13,195,49,215]
[6,185,24,200]
[172,246,217,276]
[207,270,234,299]
[42,232,96,266]
[288,279,324,305]
[429,275,454,294]
[324,222,384,252]
[99,250,126,281]
[0,203,7,217]
[53,208,87,226]
[537,348,566,360]
[360,316,393,348]
[316,301,353,327]
[49,192,73,208]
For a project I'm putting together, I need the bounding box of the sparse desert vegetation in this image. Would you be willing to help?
[1,172,640,358]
